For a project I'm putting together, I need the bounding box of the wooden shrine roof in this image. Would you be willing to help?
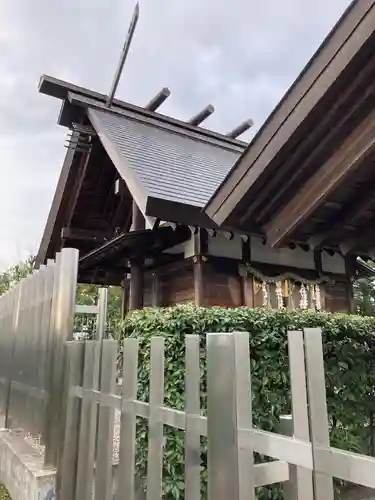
[204,0,375,258]
[35,76,246,270]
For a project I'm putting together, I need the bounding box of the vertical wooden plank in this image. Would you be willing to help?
[193,229,208,307]
[286,331,314,500]
[95,340,117,500]
[184,335,201,500]
[146,337,165,500]
[117,338,139,500]
[241,237,254,307]
[193,258,204,306]
[151,271,161,307]
[233,332,255,499]
[5,282,23,428]
[39,261,55,445]
[75,341,101,500]
[59,341,85,500]
[31,267,46,435]
[207,332,240,500]
[303,328,334,500]
[242,275,254,307]
[45,248,79,467]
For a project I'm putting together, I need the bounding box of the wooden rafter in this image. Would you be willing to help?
[340,215,375,255]
[309,178,375,248]
[265,108,375,247]
[248,56,375,226]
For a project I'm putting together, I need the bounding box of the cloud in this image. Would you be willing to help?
[0,0,351,269]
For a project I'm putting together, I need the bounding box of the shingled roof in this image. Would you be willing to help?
[35,76,246,267]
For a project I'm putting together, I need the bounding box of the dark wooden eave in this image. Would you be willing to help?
[205,0,375,257]
[36,76,247,268]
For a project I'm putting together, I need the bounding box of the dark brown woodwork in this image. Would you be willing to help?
[61,227,110,243]
[324,281,351,313]
[203,261,243,308]
[121,279,129,318]
[129,201,145,311]
[143,259,194,307]
[345,255,356,313]
[64,152,91,231]
[246,56,375,227]
[340,217,375,255]
[193,257,205,307]
[265,109,375,247]
[193,229,208,306]
[205,1,375,226]
[151,271,161,307]
[309,180,375,248]
[241,237,254,307]
[313,250,323,275]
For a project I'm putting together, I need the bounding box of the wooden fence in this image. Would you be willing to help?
[0,248,79,466]
[58,328,375,500]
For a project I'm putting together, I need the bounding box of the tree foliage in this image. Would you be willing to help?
[0,256,35,295]
[354,267,375,316]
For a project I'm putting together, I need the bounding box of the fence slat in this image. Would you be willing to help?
[39,261,55,444]
[286,331,314,500]
[184,335,201,500]
[303,328,334,500]
[146,337,165,500]
[45,248,79,467]
[117,338,139,500]
[75,341,101,500]
[95,340,117,500]
[233,331,255,500]
[59,341,85,500]
[4,283,22,428]
[207,332,242,500]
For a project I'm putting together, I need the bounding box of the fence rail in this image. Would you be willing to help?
[58,328,375,500]
[2,256,375,500]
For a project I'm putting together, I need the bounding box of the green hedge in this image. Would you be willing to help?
[119,304,375,499]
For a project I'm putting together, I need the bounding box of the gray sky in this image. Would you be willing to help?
[0,0,351,270]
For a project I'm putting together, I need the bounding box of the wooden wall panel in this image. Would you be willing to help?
[324,281,350,313]
[144,259,194,307]
[202,262,243,308]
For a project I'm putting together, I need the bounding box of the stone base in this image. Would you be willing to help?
[0,430,55,500]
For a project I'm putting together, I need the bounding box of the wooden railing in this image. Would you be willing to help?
[58,328,375,500]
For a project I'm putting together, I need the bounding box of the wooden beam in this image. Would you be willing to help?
[241,236,254,307]
[61,227,110,242]
[340,217,375,255]
[244,55,375,227]
[205,1,375,225]
[193,229,208,307]
[129,201,145,311]
[309,181,375,248]
[313,249,323,275]
[265,108,375,247]
[345,255,357,313]
[121,279,129,318]
[151,271,161,307]
[64,151,91,230]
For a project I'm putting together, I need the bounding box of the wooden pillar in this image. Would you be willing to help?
[193,229,208,307]
[345,254,357,314]
[151,270,161,307]
[121,278,129,318]
[241,237,254,307]
[129,201,145,311]
[313,249,326,310]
